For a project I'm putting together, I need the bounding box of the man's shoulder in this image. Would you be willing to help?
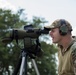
[71,41,76,50]
[72,36,76,49]
[71,41,76,68]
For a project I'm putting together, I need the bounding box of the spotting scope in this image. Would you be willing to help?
[2,25,49,43]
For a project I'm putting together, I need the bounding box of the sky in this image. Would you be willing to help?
[0,0,76,35]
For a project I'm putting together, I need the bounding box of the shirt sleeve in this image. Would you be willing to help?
[72,48,76,65]
[71,48,76,75]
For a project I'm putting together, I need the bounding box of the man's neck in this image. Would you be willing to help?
[59,35,73,49]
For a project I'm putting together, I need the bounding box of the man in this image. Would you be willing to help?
[45,19,76,75]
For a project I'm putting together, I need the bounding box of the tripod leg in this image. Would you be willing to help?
[19,51,27,75]
[31,59,40,75]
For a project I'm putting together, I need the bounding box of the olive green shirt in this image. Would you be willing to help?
[58,40,76,75]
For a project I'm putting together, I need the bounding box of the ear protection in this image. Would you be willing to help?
[59,19,69,36]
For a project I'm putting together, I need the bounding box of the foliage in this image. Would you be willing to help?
[27,42,57,75]
[0,8,58,75]
[0,8,27,75]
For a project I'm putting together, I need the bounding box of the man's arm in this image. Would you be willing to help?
[74,68,76,75]
[72,49,76,75]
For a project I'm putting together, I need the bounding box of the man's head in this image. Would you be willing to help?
[45,19,73,43]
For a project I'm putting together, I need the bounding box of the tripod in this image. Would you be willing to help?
[13,44,40,75]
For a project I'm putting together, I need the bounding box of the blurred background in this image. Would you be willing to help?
[0,0,76,75]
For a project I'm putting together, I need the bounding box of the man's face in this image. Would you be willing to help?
[49,28,62,43]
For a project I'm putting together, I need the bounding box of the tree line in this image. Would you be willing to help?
[0,8,58,75]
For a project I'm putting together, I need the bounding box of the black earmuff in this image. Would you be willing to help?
[59,19,68,36]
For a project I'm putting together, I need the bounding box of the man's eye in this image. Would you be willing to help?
[51,30,55,32]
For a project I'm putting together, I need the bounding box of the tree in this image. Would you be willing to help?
[0,8,58,75]
[0,8,27,75]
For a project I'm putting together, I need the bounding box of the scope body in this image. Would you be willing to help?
[2,25,49,43]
